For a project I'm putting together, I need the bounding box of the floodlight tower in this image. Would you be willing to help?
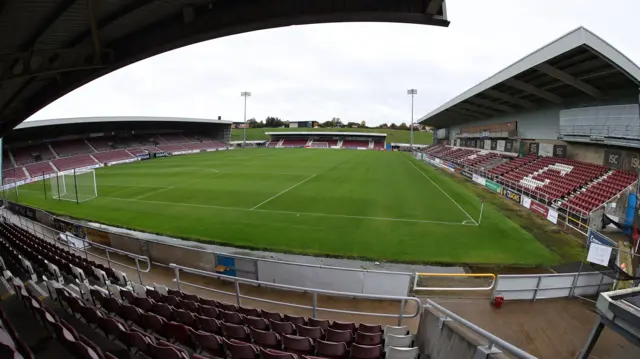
[241,91,251,147]
[407,89,418,151]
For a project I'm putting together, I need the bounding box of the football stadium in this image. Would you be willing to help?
[1,2,640,359]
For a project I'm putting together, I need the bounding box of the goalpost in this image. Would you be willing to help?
[49,169,98,203]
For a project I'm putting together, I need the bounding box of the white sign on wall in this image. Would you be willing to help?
[522,196,532,209]
[539,143,554,157]
[587,243,613,266]
[484,140,491,150]
[497,140,505,152]
[546,209,559,224]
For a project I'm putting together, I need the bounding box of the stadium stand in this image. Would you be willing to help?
[51,140,95,157]
[87,137,117,152]
[157,144,187,152]
[92,150,135,164]
[52,155,98,172]
[0,220,419,359]
[280,139,309,147]
[2,168,27,183]
[373,142,385,150]
[128,147,162,155]
[160,133,191,144]
[11,143,56,165]
[24,162,56,177]
[341,140,369,149]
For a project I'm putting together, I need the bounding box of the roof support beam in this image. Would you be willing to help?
[448,107,484,119]
[426,0,444,14]
[535,63,602,98]
[504,79,563,103]
[457,103,500,116]
[467,97,514,112]
[21,0,77,51]
[483,89,536,109]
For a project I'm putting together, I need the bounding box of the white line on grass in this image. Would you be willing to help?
[98,196,474,225]
[132,186,174,200]
[250,174,317,210]
[407,160,479,226]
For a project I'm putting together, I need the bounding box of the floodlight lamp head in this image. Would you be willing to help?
[241,92,252,97]
[407,89,418,95]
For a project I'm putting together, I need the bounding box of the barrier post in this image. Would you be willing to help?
[312,293,318,318]
[398,299,406,326]
[42,171,47,200]
[135,258,144,285]
[234,281,241,306]
[174,265,182,291]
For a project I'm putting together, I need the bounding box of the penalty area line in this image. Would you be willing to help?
[132,186,174,200]
[98,196,471,225]
[250,174,317,210]
[407,159,479,226]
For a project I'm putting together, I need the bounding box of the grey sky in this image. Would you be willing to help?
[28,0,640,127]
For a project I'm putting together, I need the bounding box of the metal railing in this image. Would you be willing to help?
[425,300,538,359]
[170,263,421,326]
[413,273,496,291]
[3,209,151,284]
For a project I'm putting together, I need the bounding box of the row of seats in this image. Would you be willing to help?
[1,219,416,359]
[0,305,32,358]
[5,134,228,168]
[0,222,125,286]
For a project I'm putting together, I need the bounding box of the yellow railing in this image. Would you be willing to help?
[413,272,497,291]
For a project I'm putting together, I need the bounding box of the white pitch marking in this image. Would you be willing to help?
[132,186,174,200]
[407,159,479,226]
[251,174,317,210]
[98,196,472,225]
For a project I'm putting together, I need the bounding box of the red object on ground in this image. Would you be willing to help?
[493,295,504,308]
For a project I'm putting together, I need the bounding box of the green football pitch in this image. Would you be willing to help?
[11,149,561,265]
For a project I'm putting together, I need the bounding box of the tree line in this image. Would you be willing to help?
[244,116,415,130]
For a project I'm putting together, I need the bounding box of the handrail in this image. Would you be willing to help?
[424,300,538,359]
[5,209,151,284]
[169,263,421,326]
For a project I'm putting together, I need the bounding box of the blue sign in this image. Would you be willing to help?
[587,228,617,247]
[216,255,237,276]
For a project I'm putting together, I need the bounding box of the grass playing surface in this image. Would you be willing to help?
[13,149,561,266]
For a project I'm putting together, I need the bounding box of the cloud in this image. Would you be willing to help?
[29,0,640,126]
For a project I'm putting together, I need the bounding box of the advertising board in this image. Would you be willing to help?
[484,179,501,193]
[460,169,473,179]
[472,174,486,186]
[546,209,559,224]
[529,200,549,217]
[501,188,521,203]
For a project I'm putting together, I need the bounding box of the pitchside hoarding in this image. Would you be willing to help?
[484,179,501,193]
[460,169,473,179]
[502,188,521,203]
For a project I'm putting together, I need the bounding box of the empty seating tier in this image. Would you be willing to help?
[157,144,186,152]
[341,140,368,148]
[280,139,308,147]
[11,144,56,165]
[51,140,95,157]
[0,220,417,359]
[92,150,134,163]
[52,155,98,172]
[24,162,56,176]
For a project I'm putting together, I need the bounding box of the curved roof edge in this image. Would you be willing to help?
[418,26,640,123]
[16,116,232,130]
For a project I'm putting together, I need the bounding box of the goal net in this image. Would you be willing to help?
[311,142,329,148]
[49,169,98,203]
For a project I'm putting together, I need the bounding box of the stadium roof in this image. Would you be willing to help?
[0,0,450,137]
[265,132,387,138]
[14,116,231,131]
[419,27,640,128]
